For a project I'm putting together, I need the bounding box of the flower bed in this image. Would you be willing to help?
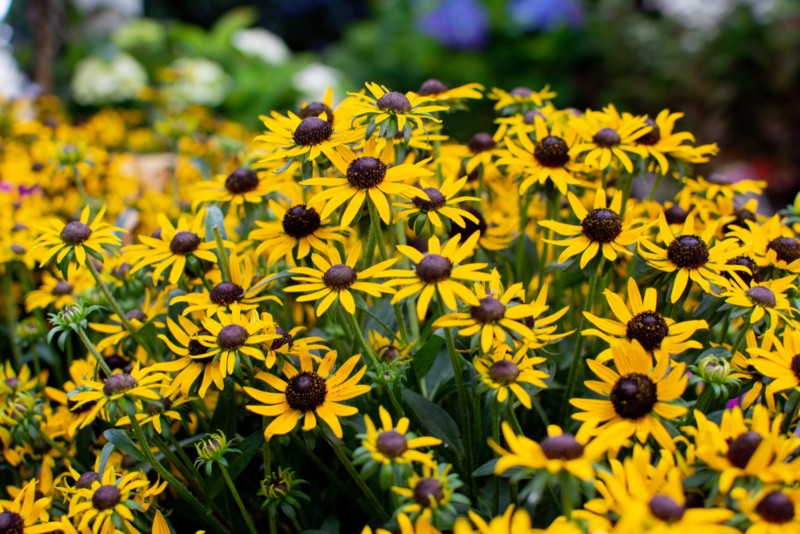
[1,81,798,533]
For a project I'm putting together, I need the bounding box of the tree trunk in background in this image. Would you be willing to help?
[30,0,54,92]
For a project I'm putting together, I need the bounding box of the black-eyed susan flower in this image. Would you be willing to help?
[412,79,484,107]
[362,512,440,534]
[539,189,644,268]
[259,312,328,369]
[473,343,548,408]
[434,279,542,352]
[25,268,93,312]
[0,362,45,399]
[731,487,800,534]
[453,505,538,534]
[346,82,447,140]
[89,289,167,352]
[66,468,165,534]
[31,206,122,275]
[172,252,279,317]
[368,329,411,365]
[748,329,800,409]
[689,405,800,494]
[488,85,556,115]
[158,315,225,397]
[570,105,648,173]
[190,167,277,211]
[583,277,708,356]
[499,114,584,195]
[0,478,62,533]
[729,215,800,275]
[396,175,480,235]
[387,233,494,321]
[244,349,370,439]
[353,406,441,487]
[571,340,687,451]
[69,363,166,423]
[722,275,797,334]
[302,140,433,226]
[126,212,219,285]
[392,462,469,525]
[250,199,346,266]
[678,173,766,203]
[197,308,275,375]
[285,243,396,316]
[628,109,700,175]
[639,212,742,303]
[448,202,518,252]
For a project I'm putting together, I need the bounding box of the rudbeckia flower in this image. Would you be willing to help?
[722,275,798,334]
[0,478,62,533]
[570,105,649,173]
[749,329,800,409]
[474,343,548,408]
[488,85,556,115]
[355,405,441,468]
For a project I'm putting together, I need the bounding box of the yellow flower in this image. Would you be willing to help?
[722,275,797,334]
[392,462,466,517]
[395,174,480,234]
[70,363,166,424]
[749,329,800,409]
[245,349,370,439]
[411,79,484,106]
[473,343,548,408]
[197,308,276,375]
[345,82,447,138]
[89,288,167,352]
[357,405,441,466]
[488,85,556,115]
[0,478,62,533]
[453,505,538,534]
[571,340,687,451]
[731,487,800,534]
[570,105,649,173]
[285,243,396,316]
[190,167,278,211]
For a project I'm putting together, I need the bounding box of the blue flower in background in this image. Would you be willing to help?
[418,0,490,51]
[509,0,585,32]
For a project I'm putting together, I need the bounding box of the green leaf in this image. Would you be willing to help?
[98,441,116,475]
[402,389,465,458]
[412,334,445,379]
[209,378,237,438]
[205,205,227,241]
[207,432,263,499]
[103,429,146,463]
[472,458,498,477]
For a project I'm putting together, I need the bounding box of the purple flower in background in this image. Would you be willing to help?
[418,0,490,51]
[509,0,585,32]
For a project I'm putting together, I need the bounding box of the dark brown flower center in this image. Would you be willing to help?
[270,326,294,351]
[767,237,800,264]
[298,102,334,125]
[418,79,448,96]
[534,136,570,168]
[52,280,73,296]
[412,188,446,211]
[210,281,244,305]
[378,345,400,362]
[523,110,544,124]
[593,127,621,147]
[626,312,669,351]
[413,478,444,507]
[169,231,201,255]
[416,254,452,283]
[217,324,248,350]
[664,205,689,226]
[746,286,776,308]
[468,132,495,153]
[112,262,132,279]
[581,208,622,243]
[100,355,132,380]
[125,309,147,322]
[667,235,709,269]
[323,264,357,291]
[510,87,532,97]
[726,256,760,285]
[76,471,100,489]
[791,355,800,381]
[637,118,661,146]
[292,117,332,146]
[92,484,121,510]
[376,92,412,113]
[60,221,93,245]
[346,157,387,189]
[376,430,408,458]
[540,434,584,460]
[470,297,506,323]
[726,431,763,469]
[103,373,138,396]
[610,373,657,419]
[285,372,327,411]
[488,360,520,385]
[756,492,795,524]
[648,495,685,522]
[448,206,487,241]
[0,511,24,534]
[282,205,321,238]
[189,329,212,358]
[224,168,259,194]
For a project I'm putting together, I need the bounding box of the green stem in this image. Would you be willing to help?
[2,270,22,368]
[491,398,500,516]
[219,462,258,534]
[325,433,390,522]
[648,172,665,202]
[74,326,114,377]
[559,257,606,426]
[514,192,531,283]
[212,226,232,282]
[342,305,381,372]
[506,401,524,435]
[559,472,573,518]
[729,314,752,358]
[85,260,157,358]
[130,419,230,534]
[72,164,92,207]
[40,433,86,472]
[538,190,559,292]
[156,434,203,493]
[268,509,278,534]
[436,297,475,498]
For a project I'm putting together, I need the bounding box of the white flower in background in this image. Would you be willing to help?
[164,58,231,107]
[292,63,342,103]
[71,51,147,105]
[232,28,290,65]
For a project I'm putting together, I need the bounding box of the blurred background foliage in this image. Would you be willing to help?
[4,0,800,202]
